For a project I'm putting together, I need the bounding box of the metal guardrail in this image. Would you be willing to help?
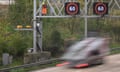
[0,58,59,72]
[110,47,120,54]
[0,48,120,72]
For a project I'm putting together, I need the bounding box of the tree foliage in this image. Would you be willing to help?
[0,0,33,58]
[43,29,64,56]
[9,0,33,26]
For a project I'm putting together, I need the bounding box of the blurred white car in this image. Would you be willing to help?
[56,37,110,68]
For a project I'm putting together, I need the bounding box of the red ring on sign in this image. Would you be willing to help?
[66,2,78,15]
[95,2,107,15]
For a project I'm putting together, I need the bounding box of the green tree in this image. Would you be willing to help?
[45,29,64,56]
[8,33,28,57]
[9,0,33,26]
[7,0,33,57]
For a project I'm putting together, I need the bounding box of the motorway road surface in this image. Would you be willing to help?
[32,54,120,72]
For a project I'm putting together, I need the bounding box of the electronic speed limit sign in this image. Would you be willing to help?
[93,2,108,15]
[65,2,80,15]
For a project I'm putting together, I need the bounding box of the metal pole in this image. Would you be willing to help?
[40,21,43,52]
[84,0,88,38]
[33,0,37,53]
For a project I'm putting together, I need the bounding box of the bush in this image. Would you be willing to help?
[48,30,64,56]
[0,37,10,56]
[8,33,28,57]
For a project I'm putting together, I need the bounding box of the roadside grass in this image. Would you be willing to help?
[9,60,61,72]
[0,57,61,72]
[0,58,23,69]
[110,42,120,48]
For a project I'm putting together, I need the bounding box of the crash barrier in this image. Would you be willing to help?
[0,58,59,72]
[110,47,120,54]
[0,48,120,72]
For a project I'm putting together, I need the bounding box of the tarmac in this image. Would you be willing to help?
[31,54,120,72]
